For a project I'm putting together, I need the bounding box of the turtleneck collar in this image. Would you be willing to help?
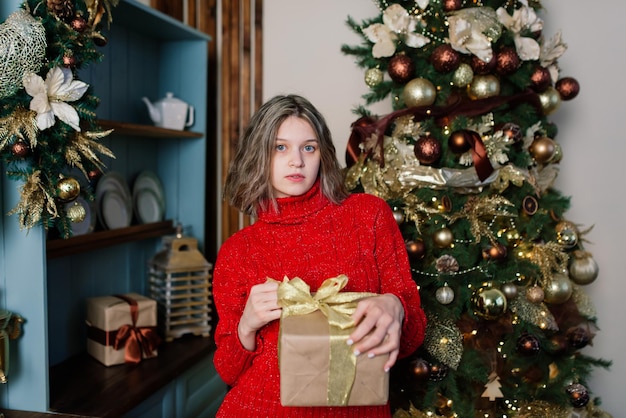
[257,179,330,225]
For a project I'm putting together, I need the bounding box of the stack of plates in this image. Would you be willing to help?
[133,171,166,224]
[95,172,133,230]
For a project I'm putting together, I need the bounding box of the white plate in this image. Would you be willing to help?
[96,171,132,229]
[101,190,131,229]
[65,196,96,236]
[133,171,166,214]
[134,188,164,224]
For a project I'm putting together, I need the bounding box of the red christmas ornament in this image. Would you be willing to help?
[388,54,415,84]
[63,54,77,68]
[406,239,426,260]
[11,140,30,158]
[471,55,496,75]
[500,122,522,143]
[555,77,580,100]
[448,130,472,154]
[495,47,520,76]
[516,333,540,356]
[482,243,508,261]
[566,383,590,408]
[410,358,430,380]
[442,0,462,11]
[431,44,461,73]
[530,66,552,92]
[414,135,442,165]
[70,16,87,33]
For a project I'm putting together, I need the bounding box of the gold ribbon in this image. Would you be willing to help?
[275,275,376,406]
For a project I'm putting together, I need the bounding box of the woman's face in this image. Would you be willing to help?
[270,116,321,198]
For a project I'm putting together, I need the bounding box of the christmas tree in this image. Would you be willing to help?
[341,1,612,417]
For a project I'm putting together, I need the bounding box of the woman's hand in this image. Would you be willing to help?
[347,293,404,372]
[238,280,282,351]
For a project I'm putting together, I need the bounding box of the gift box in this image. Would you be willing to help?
[86,293,160,366]
[277,275,389,407]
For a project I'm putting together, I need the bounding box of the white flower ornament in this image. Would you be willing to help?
[362,3,430,58]
[540,30,567,85]
[496,4,543,61]
[447,7,501,63]
[23,66,89,132]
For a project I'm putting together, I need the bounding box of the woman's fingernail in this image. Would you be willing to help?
[384,367,390,373]
[367,352,375,359]
[346,339,354,346]
[353,349,361,356]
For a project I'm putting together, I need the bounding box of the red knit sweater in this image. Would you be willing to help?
[213,181,426,417]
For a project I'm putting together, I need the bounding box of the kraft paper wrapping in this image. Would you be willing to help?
[86,293,158,367]
[276,275,389,406]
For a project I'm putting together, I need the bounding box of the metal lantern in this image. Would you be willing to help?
[148,231,213,342]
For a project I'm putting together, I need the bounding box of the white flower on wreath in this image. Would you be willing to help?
[496,1,543,61]
[23,66,89,132]
[447,7,501,63]
[362,3,430,58]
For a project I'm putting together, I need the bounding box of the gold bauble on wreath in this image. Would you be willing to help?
[56,176,81,202]
[432,227,454,248]
[468,75,500,100]
[66,200,87,223]
[525,285,545,304]
[402,77,436,107]
[538,86,562,115]
[569,251,599,285]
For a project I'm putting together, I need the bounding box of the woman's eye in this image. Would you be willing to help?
[275,144,286,151]
[303,145,316,152]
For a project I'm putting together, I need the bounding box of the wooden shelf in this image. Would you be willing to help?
[49,335,215,418]
[46,221,176,259]
[98,120,203,138]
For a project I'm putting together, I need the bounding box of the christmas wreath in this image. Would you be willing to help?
[0,0,118,238]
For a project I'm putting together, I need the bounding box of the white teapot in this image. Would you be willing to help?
[142,92,194,130]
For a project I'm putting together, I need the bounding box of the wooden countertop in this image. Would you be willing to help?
[48,335,216,417]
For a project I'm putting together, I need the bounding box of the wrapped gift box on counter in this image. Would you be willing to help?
[277,276,389,407]
[86,293,160,367]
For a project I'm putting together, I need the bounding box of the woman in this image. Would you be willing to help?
[213,94,426,417]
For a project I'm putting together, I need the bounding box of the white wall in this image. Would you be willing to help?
[264,1,624,414]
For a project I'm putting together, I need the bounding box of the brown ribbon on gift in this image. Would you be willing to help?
[275,275,376,406]
[87,294,161,364]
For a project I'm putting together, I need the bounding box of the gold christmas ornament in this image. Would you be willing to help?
[568,251,599,285]
[467,75,500,100]
[364,67,384,87]
[501,282,518,299]
[56,176,81,202]
[433,227,454,248]
[0,9,47,99]
[472,287,507,320]
[529,136,556,164]
[452,63,473,87]
[435,285,454,305]
[525,285,544,304]
[555,220,579,249]
[66,200,87,223]
[538,86,562,115]
[543,272,573,305]
[402,77,437,107]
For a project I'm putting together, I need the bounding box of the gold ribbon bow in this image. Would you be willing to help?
[276,275,376,406]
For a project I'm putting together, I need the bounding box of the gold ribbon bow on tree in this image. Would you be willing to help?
[274,275,376,406]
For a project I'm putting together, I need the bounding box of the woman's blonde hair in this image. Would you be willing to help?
[224,94,348,216]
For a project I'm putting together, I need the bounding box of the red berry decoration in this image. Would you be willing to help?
[495,47,520,76]
[414,135,442,165]
[516,333,540,356]
[530,66,552,92]
[566,383,590,408]
[70,16,87,33]
[388,54,415,84]
[471,55,497,75]
[431,44,461,73]
[11,140,30,158]
[555,77,580,100]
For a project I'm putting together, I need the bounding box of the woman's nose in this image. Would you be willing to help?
[289,152,304,167]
